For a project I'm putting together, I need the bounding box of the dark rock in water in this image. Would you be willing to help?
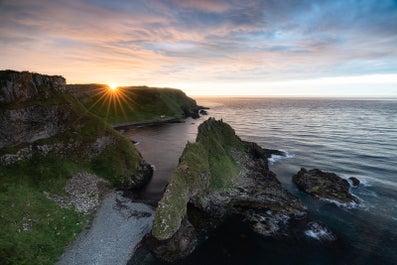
[130,161,154,189]
[305,221,336,241]
[147,118,306,261]
[292,168,360,206]
[349,177,360,186]
[147,218,198,262]
[199,109,208,115]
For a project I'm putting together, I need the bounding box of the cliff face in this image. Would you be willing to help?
[0,71,70,149]
[0,70,66,104]
[0,70,151,188]
[148,118,305,262]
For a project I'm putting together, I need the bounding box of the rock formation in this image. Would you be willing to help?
[147,118,306,262]
[292,168,360,206]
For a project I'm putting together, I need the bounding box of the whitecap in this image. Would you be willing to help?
[268,150,295,165]
[304,222,336,241]
[305,229,328,240]
[341,174,372,187]
[319,196,362,209]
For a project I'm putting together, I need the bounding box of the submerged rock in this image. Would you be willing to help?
[349,176,360,187]
[292,168,360,206]
[147,118,305,261]
[305,221,336,241]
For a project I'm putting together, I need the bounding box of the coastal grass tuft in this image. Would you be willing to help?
[0,157,87,265]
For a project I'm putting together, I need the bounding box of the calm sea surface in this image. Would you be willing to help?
[124,97,397,265]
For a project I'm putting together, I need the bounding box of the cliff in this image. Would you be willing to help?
[148,118,305,262]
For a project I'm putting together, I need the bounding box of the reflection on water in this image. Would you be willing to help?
[123,118,204,201]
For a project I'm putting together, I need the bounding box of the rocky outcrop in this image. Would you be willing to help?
[0,70,66,104]
[148,118,305,261]
[0,104,74,149]
[292,168,360,206]
[0,71,71,149]
[44,172,110,214]
[349,176,360,186]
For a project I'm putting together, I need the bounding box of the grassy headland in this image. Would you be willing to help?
[68,84,199,124]
[0,70,201,264]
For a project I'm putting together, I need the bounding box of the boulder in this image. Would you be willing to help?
[292,168,360,205]
[349,177,360,186]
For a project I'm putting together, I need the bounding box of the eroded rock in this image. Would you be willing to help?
[292,168,360,206]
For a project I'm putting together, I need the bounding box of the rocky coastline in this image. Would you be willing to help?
[140,118,306,262]
[1,70,364,264]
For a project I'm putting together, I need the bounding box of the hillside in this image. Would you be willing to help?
[67,84,201,124]
[0,70,201,265]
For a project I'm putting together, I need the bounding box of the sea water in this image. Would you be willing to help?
[125,97,397,265]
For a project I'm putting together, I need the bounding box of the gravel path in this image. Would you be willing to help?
[56,191,154,265]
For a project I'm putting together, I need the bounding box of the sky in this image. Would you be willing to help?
[1,0,397,96]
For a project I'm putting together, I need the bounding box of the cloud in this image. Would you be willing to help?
[0,0,396,94]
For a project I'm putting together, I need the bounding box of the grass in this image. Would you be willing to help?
[0,157,87,265]
[69,85,198,124]
[152,118,245,240]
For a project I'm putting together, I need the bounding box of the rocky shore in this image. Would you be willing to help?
[144,118,306,262]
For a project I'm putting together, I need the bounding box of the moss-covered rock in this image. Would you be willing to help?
[149,118,305,261]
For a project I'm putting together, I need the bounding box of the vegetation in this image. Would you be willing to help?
[0,157,86,265]
[0,71,201,263]
[68,85,198,124]
[152,118,245,240]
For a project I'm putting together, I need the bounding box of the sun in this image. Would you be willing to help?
[108,84,118,91]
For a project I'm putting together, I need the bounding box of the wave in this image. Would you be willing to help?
[268,150,295,165]
[319,196,362,209]
[341,174,372,187]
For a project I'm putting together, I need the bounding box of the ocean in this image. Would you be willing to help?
[125,97,397,265]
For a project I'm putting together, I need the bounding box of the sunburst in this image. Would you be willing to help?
[82,84,140,123]
[109,84,118,91]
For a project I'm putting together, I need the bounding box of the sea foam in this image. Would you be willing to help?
[268,150,295,165]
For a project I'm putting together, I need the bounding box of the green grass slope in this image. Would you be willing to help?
[68,84,199,124]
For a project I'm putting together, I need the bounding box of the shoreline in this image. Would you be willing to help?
[56,191,154,265]
[112,117,185,130]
